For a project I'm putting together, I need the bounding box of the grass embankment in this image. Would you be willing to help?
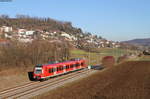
[136,55,150,61]
[0,66,33,90]
[71,48,135,65]
[33,61,150,99]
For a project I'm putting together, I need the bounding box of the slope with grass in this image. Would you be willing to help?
[33,60,150,99]
[71,48,135,65]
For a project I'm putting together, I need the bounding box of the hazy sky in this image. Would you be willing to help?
[0,0,150,41]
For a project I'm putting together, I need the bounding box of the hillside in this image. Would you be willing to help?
[0,15,127,51]
[0,15,82,35]
[34,61,150,99]
[123,38,150,46]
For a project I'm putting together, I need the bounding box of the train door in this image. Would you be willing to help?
[53,67,57,75]
[63,65,66,73]
[73,63,76,70]
[66,64,70,72]
[70,64,74,71]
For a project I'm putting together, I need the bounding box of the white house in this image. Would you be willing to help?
[115,44,120,48]
[0,26,12,33]
[4,33,12,39]
[18,38,33,43]
[18,29,26,34]
[112,42,116,45]
[100,41,104,44]
[61,33,72,39]
[106,41,110,44]
[25,31,35,35]
[61,33,77,41]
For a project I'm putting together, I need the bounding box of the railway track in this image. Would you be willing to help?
[0,68,97,99]
[0,81,39,95]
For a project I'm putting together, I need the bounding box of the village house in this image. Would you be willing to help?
[18,29,26,34]
[61,33,72,41]
[26,31,35,35]
[18,38,33,43]
[4,33,12,39]
[18,29,34,35]
[61,32,77,41]
[0,26,13,33]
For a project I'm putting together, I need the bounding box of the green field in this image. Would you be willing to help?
[134,55,150,61]
[70,48,136,65]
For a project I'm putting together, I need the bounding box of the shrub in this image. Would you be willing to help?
[138,53,142,57]
[102,56,115,67]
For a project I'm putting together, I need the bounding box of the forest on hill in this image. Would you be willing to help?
[0,14,83,35]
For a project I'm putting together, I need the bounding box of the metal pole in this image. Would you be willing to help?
[88,50,90,65]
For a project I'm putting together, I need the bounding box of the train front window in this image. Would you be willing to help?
[34,68,42,74]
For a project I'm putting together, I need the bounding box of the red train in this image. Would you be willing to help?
[33,58,87,81]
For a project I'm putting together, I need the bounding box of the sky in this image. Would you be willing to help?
[0,0,150,41]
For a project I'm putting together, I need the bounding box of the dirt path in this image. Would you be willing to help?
[33,61,150,99]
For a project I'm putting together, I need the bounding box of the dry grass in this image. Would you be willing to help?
[117,55,129,63]
[33,61,150,99]
[0,67,32,90]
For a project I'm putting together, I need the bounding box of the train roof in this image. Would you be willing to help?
[41,59,85,67]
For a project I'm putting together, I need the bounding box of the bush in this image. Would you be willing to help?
[138,53,142,57]
[102,56,115,67]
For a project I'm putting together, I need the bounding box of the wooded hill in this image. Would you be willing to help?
[0,14,83,35]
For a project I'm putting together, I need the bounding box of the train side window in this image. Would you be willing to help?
[66,65,69,69]
[70,64,73,68]
[70,64,72,68]
[49,68,54,73]
[58,66,63,71]
[57,67,59,71]
[61,66,63,70]
[76,63,80,67]
[59,67,61,71]
[73,64,76,67]
[81,62,84,66]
